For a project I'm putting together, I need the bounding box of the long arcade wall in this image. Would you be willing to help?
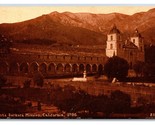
[0,52,106,77]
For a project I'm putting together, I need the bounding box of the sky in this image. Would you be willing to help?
[0,6,154,24]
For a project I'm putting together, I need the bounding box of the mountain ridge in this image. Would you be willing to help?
[0,8,155,46]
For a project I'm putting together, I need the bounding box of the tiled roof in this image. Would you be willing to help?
[123,40,138,49]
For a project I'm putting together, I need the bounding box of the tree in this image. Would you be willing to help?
[0,34,12,54]
[145,45,155,63]
[143,63,155,78]
[33,71,44,87]
[104,56,129,81]
[133,61,145,77]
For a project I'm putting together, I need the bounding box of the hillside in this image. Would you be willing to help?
[0,15,106,46]
[0,8,155,47]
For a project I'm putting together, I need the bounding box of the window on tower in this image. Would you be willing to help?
[110,44,113,49]
[133,39,135,44]
[111,35,113,40]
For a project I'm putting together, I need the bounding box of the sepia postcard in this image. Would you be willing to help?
[0,5,155,119]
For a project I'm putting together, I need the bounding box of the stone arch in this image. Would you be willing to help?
[130,62,133,69]
[86,64,91,73]
[64,63,72,73]
[48,63,56,74]
[98,64,104,75]
[0,61,9,74]
[79,64,85,73]
[20,62,29,74]
[92,64,98,73]
[39,62,47,74]
[30,62,39,73]
[72,64,78,73]
[56,63,64,74]
[9,62,20,75]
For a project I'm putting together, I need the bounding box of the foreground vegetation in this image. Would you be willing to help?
[1,82,155,118]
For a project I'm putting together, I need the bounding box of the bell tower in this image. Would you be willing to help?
[130,29,145,62]
[106,25,122,57]
[130,29,144,51]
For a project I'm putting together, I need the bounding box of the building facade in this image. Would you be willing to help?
[106,25,145,68]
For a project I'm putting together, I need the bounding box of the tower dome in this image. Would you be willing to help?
[132,29,142,37]
[109,24,121,34]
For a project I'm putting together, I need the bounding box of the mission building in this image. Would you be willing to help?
[106,25,145,68]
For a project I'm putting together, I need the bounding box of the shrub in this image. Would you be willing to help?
[33,71,44,87]
[23,80,31,88]
[104,56,129,81]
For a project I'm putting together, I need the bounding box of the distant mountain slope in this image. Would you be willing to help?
[0,8,155,46]
[0,15,106,46]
